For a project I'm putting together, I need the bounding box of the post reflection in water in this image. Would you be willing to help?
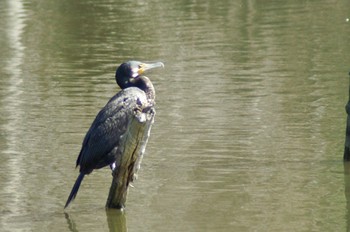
[344,163,350,232]
[64,210,127,232]
[106,210,127,232]
[1,0,27,228]
[0,0,350,231]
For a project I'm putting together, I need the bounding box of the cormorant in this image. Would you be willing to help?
[64,61,164,208]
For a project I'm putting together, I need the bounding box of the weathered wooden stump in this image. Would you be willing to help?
[106,106,155,209]
[344,72,350,161]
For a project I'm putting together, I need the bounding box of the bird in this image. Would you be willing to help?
[64,60,164,209]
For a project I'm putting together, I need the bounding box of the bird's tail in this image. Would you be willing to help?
[64,173,85,209]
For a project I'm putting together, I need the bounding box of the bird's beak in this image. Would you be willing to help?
[138,62,164,75]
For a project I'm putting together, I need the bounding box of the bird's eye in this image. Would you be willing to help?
[138,64,143,69]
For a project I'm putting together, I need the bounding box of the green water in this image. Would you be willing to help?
[1,0,350,231]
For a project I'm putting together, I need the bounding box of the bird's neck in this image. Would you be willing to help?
[132,76,155,103]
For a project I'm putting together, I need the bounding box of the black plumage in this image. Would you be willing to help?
[64,61,163,208]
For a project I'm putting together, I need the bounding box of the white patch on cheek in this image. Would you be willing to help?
[131,68,139,77]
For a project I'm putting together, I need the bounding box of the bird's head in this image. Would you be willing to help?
[115,61,164,89]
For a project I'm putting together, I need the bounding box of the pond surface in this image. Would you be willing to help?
[1,0,350,231]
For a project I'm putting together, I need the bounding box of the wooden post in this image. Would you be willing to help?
[106,106,155,209]
[344,72,350,161]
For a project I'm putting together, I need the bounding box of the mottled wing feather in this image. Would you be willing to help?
[76,87,147,173]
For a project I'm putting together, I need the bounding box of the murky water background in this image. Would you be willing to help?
[1,0,350,231]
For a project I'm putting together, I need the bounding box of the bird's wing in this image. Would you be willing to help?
[76,88,148,173]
